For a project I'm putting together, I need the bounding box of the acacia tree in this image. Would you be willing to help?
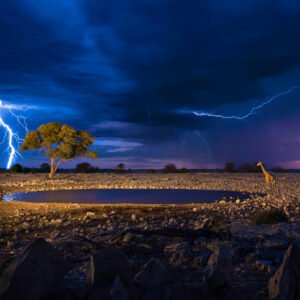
[20,122,98,178]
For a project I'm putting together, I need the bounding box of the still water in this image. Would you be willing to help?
[3,189,251,204]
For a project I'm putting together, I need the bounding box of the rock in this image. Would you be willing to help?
[224,286,255,300]
[61,268,89,300]
[86,256,95,288]
[199,218,211,229]
[170,244,194,267]
[268,265,276,274]
[20,222,30,230]
[86,211,95,216]
[111,275,129,300]
[168,218,176,225]
[90,248,131,286]
[204,243,233,293]
[198,217,231,240]
[256,260,272,272]
[122,232,135,243]
[0,238,68,300]
[166,283,207,300]
[269,242,300,300]
[245,252,257,264]
[164,242,190,254]
[193,251,211,267]
[134,258,173,288]
[194,236,207,247]
[263,238,289,250]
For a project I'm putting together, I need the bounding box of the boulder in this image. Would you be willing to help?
[193,251,211,267]
[170,244,194,267]
[134,258,173,288]
[256,259,272,272]
[198,217,231,240]
[90,247,131,286]
[0,238,68,300]
[111,275,129,300]
[269,242,300,300]
[204,243,233,292]
[166,283,207,300]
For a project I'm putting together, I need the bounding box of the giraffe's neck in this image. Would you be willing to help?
[260,164,268,175]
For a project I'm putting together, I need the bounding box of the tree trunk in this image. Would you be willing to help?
[49,158,55,179]
[48,158,62,179]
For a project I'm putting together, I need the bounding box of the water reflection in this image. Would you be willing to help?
[3,189,252,204]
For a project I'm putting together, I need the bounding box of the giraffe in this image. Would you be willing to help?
[257,162,276,187]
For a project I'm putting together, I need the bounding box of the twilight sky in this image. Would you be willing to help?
[1,1,300,169]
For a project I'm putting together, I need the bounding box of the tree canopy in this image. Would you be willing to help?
[20,122,98,178]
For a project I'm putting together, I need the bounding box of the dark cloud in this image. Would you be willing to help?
[0,0,300,168]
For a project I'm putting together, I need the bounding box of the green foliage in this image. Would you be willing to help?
[21,122,98,160]
[253,209,288,225]
[20,122,98,177]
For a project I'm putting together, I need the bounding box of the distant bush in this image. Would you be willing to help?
[116,163,125,172]
[253,209,288,225]
[10,164,23,173]
[76,162,99,173]
[22,167,31,173]
[76,162,92,173]
[40,163,50,173]
[224,162,235,173]
[178,167,189,173]
[271,166,288,173]
[163,163,177,173]
[237,162,260,173]
[10,164,32,173]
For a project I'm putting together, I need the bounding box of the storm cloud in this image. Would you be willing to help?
[0,0,300,168]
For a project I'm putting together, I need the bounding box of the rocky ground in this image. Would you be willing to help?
[0,173,300,299]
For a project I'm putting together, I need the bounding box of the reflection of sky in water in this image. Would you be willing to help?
[3,189,252,204]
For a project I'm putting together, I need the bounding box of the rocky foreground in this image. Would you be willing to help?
[0,173,300,299]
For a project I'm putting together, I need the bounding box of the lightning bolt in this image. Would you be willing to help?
[177,86,300,168]
[194,130,212,163]
[0,100,29,169]
[192,86,300,120]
